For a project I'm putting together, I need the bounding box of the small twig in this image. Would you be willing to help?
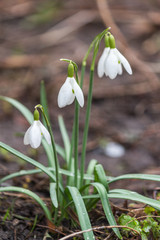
[14,228,17,240]
[59,225,140,240]
[136,215,160,221]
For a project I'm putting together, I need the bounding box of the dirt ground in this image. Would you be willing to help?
[0,0,160,239]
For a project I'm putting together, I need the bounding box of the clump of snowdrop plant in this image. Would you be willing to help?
[1,29,160,240]
[97,33,132,79]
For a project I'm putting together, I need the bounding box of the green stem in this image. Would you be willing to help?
[80,70,94,187]
[80,29,109,188]
[80,64,86,88]
[74,71,80,188]
[74,100,79,188]
[67,117,75,186]
[36,105,60,208]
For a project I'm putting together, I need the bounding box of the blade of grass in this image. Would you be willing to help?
[0,142,64,193]
[94,164,109,191]
[58,115,70,165]
[50,182,58,208]
[85,159,97,186]
[0,96,33,124]
[0,186,52,221]
[109,189,160,211]
[0,167,94,185]
[66,186,95,240]
[91,182,122,239]
[109,173,160,184]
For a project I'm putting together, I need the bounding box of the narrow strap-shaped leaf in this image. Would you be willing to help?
[82,190,160,212]
[0,186,52,221]
[58,115,70,164]
[0,96,33,123]
[85,159,97,186]
[109,173,160,183]
[94,164,109,191]
[50,183,58,208]
[84,159,97,195]
[0,167,94,186]
[91,182,122,239]
[109,189,160,211]
[0,141,64,193]
[66,186,95,240]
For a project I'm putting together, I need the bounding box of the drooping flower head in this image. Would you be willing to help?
[97,33,132,79]
[58,62,84,108]
[24,108,51,149]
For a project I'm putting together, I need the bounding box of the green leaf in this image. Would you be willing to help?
[0,186,52,221]
[84,159,97,195]
[144,206,156,215]
[50,183,58,208]
[109,189,160,211]
[118,214,141,236]
[0,167,94,186]
[142,218,153,233]
[58,115,70,164]
[66,186,95,240]
[91,182,122,239]
[109,173,160,184]
[0,96,33,124]
[94,164,109,191]
[0,141,64,194]
[141,231,149,240]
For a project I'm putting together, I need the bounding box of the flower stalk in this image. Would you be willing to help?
[80,30,109,187]
[35,104,60,209]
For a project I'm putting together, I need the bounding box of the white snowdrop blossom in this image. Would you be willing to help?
[104,48,132,79]
[97,47,110,78]
[97,33,132,79]
[24,120,51,149]
[58,77,84,108]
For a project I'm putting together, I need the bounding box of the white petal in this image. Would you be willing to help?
[104,49,119,79]
[29,121,42,149]
[71,78,84,107]
[67,91,75,105]
[114,48,132,75]
[38,121,51,145]
[118,63,123,75]
[24,125,32,145]
[97,47,110,78]
[58,78,73,108]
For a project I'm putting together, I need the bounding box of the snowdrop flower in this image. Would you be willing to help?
[97,34,110,78]
[24,109,51,149]
[98,34,132,79]
[58,63,84,108]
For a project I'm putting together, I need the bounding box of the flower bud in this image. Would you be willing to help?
[68,63,74,78]
[109,34,116,49]
[34,109,39,121]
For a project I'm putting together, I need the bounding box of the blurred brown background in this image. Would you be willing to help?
[0,0,160,177]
